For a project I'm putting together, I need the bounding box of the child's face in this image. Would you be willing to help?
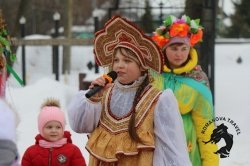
[42,120,64,142]
[113,48,142,84]
[165,43,190,69]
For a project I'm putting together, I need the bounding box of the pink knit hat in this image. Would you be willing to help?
[38,106,65,137]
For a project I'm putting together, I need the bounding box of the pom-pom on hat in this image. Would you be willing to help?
[152,15,203,48]
[38,98,65,137]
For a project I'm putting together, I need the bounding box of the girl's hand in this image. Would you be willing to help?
[89,76,106,89]
[88,76,113,97]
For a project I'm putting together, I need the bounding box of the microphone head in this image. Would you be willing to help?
[107,71,117,82]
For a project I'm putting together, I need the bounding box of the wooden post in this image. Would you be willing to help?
[63,0,72,74]
[19,16,26,85]
[53,12,60,81]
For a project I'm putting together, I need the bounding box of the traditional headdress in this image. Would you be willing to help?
[152,15,203,48]
[94,16,164,73]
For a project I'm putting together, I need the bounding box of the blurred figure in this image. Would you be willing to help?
[0,99,19,166]
[0,10,20,166]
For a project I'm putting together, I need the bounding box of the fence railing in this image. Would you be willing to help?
[11,38,95,87]
[11,38,93,46]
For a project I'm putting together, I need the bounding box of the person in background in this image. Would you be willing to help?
[151,15,219,166]
[67,16,191,166]
[0,99,19,166]
[21,98,86,166]
[0,10,20,166]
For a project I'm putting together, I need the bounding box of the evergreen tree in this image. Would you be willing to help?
[185,0,202,20]
[141,0,154,34]
[226,0,250,38]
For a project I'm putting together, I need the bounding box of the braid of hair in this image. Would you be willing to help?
[128,74,150,143]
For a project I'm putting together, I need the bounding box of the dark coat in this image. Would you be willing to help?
[21,131,86,166]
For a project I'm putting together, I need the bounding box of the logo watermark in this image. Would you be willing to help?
[201,116,241,158]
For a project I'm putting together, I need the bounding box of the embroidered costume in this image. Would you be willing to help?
[68,16,191,166]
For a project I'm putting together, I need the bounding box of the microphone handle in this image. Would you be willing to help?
[85,85,103,98]
[85,71,117,99]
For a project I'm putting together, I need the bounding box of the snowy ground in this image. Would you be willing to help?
[5,35,250,165]
[214,43,250,165]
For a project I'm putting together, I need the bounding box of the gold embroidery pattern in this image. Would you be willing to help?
[100,87,161,133]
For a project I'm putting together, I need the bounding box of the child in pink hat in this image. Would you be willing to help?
[21,98,86,166]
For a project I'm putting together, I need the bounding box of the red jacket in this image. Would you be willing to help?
[21,131,86,166]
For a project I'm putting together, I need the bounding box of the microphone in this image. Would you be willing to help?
[85,71,117,98]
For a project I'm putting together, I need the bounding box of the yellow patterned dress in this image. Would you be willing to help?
[86,85,160,166]
[68,75,192,166]
[151,48,219,166]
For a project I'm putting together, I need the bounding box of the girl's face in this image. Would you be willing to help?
[113,48,143,84]
[165,44,190,69]
[42,120,64,142]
